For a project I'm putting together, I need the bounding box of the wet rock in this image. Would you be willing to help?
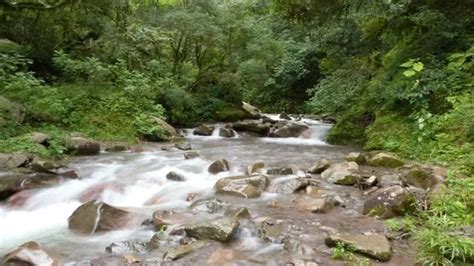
[66,137,100,155]
[246,161,265,175]
[185,217,240,242]
[106,240,149,254]
[68,200,144,234]
[184,151,200,159]
[105,145,129,152]
[359,175,378,189]
[152,210,175,230]
[225,207,251,220]
[232,121,270,136]
[3,241,60,266]
[321,162,360,185]
[24,132,50,145]
[175,142,192,151]
[208,159,230,174]
[279,112,292,120]
[262,116,277,124]
[164,240,208,261]
[190,198,229,214]
[266,167,294,175]
[219,127,235,138]
[268,175,309,194]
[0,172,63,201]
[242,101,261,118]
[363,185,416,219]
[308,159,331,174]
[377,174,405,187]
[325,234,392,262]
[257,218,284,243]
[296,195,339,213]
[268,121,309,138]
[215,174,270,198]
[345,152,367,164]
[166,171,186,182]
[193,125,215,136]
[367,152,404,168]
[0,153,28,169]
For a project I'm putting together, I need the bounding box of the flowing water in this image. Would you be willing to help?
[0,117,415,265]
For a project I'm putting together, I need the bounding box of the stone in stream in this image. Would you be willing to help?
[164,240,209,261]
[185,217,240,242]
[246,161,265,175]
[266,167,294,175]
[3,241,60,265]
[105,145,129,152]
[224,207,251,220]
[214,174,270,198]
[367,152,404,168]
[68,200,144,234]
[296,195,339,213]
[359,175,378,189]
[193,124,215,136]
[345,152,367,165]
[232,121,270,136]
[184,151,200,159]
[321,161,360,185]
[257,219,285,243]
[208,159,230,174]
[0,153,28,169]
[308,158,331,174]
[66,137,101,155]
[152,210,175,230]
[241,101,261,118]
[325,234,392,262]
[267,175,309,194]
[218,127,235,138]
[0,172,64,201]
[363,185,416,219]
[166,171,186,182]
[175,142,192,151]
[189,198,229,214]
[279,112,292,120]
[268,121,309,138]
[106,240,149,254]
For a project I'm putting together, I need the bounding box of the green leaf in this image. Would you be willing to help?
[403,70,417,77]
[400,61,414,68]
[413,62,424,72]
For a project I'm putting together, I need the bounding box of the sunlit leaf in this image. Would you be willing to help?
[413,62,424,72]
[403,70,416,77]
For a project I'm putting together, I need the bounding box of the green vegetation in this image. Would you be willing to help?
[0,0,473,264]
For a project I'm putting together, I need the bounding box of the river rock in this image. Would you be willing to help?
[194,125,215,136]
[214,174,270,198]
[279,112,292,120]
[232,121,270,136]
[149,231,177,250]
[345,152,366,164]
[0,172,63,201]
[0,153,28,169]
[164,240,208,261]
[208,159,230,174]
[268,121,309,138]
[219,127,235,138]
[183,151,200,159]
[225,207,251,220]
[359,175,378,189]
[321,162,360,185]
[377,173,405,187]
[3,241,60,266]
[166,171,186,182]
[363,185,416,218]
[246,161,265,175]
[175,142,192,151]
[308,159,332,174]
[152,210,175,230]
[66,137,100,155]
[268,175,309,194]
[266,167,294,175]
[296,195,339,213]
[325,234,392,262]
[190,198,229,214]
[185,217,240,242]
[68,200,143,234]
[367,152,404,168]
[242,102,261,118]
[257,219,284,243]
[106,240,149,254]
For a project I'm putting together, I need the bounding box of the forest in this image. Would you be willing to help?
[0,0,473,265]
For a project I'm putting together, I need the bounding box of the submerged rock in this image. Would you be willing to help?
[345,152,367,164]
[185,217,240,242]
[166,171,186,182]
[321,162,360,185]
[367,152,404,168]
[308,159,331,174]
[194,125,215,136]
[208,159,230,174]
[363,185,416,219]
[214,174,270,198]
[68,200,143,234]
[325,234,392,262]
[175,142,192,151]
[184,151,200,159]
[268,175,309,194]
[3,241,60,265]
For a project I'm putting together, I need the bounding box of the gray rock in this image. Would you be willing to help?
[166,171,186,182]
[66,137,100,155]
[367,152,404,168]
[377,174,405,187]
[218,127,235,138]
[225,207,251,220]
[268,121,309,138]
[321,162,360,185]
[152,210,175,230]
[24,132,50,145]
[0,153,28,169]
[185,217,240,242]
[106,240,149,254]
[296,195,339,213]
[268,175,309,194]
[175,142,192,151]
[3,241,60,265]
[325,234,392,262]
[0,172,63,201]
[164,240,208,261]
[308,159,332,174]
[194,125,215,136]
[190,198,229,214]
[257,219,284,243]
[363,185,416,219]
[184,151,200,159]
[266,167,294,175]
[232,121,270,136]
[246,161,265,175]
[242,102,261,118]
[208,159,230,174]
[215,174,270,198]
[345,152,367,164]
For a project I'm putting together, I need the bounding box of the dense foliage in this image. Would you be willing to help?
[0,0,473,264]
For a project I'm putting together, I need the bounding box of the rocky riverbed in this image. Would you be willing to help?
[0,113,446,265]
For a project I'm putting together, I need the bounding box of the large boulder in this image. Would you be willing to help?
[268,121,309,138]
[208,159,230,174]
[215,174,270,198]
[267,175,309,194]
[68,200,144,234]
[0,153,28,169]
[0,172,64,201]
[345,152,366,165]
[193,125,215,136]
[363,185,416,219]
[308,159,332,174]
[3,241,60,266]
[66,137,100,155]
[232,121,270,136]
[241,102,261,119]
[321,162,360,185]
[185,217,240,242]
[367,152,404,168]
[325,234,392,262]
